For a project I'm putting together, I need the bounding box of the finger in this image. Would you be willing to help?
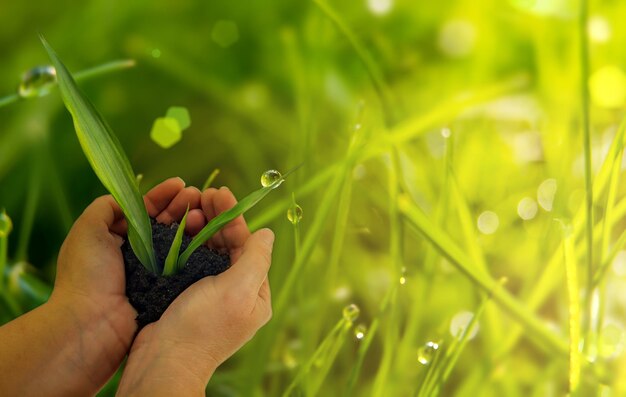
[74,195,124,239]
[201,188,224,248]
[185,209,207,235]
[144,177,186,217]
[156,186,202,224]
[213,187,250,252]
[220,228,274,291]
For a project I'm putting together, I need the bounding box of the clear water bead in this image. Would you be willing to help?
[354,324,367,340]
[342,303,360,323]
[417,341,439,365]
[261,169,283,188]
[18,65,57,98]
[287,204,303,225]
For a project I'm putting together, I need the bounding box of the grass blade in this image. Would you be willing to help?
[178,168,296,267]
[162,206,190,276]
[40,35,157,273]
[561,222,581,392]
[201,168,220,190]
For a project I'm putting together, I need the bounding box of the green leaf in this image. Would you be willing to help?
[177,168,296,268]
[162,206,190,276]
[40,35,157,273]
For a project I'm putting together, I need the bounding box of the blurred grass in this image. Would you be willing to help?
[2,0,626,395]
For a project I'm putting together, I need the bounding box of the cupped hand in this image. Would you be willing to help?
[50,177,205,391]
[117,187,274,396]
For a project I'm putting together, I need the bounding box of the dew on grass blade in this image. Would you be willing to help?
[342,303,360,323]
[18,65,57,98]
[517,197,538,220]
[537,178,557,211]
[287,204,303,225]
[450,310,479,340]
[399,276,406,285]
[441,127,451,138]
[354,324,367,340]
[477,211,499,234]
[588,16,611,43]
[150,117,182,149]
[367,0,393,16]
[261,169,283,188]
[0,210,12,237]
[417,341,439,365]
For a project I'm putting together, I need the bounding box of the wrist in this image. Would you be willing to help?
[47,292,137,388]
[117,326,218,396]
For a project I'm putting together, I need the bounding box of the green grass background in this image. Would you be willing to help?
[1,0,626,395]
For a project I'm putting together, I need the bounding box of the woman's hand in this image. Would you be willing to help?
[117,187,274,397]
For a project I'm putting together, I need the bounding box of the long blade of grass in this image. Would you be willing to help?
[398,195,568,356]
[162,206,190,276]
[178,167,297,267]
[578,0,594,356]
[40,35,157,273]
[561,222,581,392]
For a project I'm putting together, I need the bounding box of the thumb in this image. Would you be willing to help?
[221,228,274,291]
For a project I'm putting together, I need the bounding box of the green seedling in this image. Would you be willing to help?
[41,35,289,275]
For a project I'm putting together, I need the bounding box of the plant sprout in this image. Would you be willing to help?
[41,35,289,275]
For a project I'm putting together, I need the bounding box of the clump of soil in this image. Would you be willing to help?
[123,218,230,329]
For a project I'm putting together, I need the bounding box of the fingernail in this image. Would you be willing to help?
[260,228,275,247]
[175,176,186,186]
[220,186,230,191]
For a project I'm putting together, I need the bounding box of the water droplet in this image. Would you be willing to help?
[211,20,239,48]
[417,341,439,365]
[441,127,451,138]
[599,322,625,358]
[18,66,57,98]
[399,276,407,285]
[367,0,393,15]
[332,285,351,301]
[438,20,476,58]
[287,204,303,225]
[613,251,626,277]
[342,303,360,323]
[517,197,538,220]
[450,311,479,340]
[477,211,499,234]
[151,48,162,58]
[0,210,13,237]
[261,169,283,188]
[166,106,191,130]
[354,324,367,340]
[537,178,557,211]
[588,16,611,44]
[150,117,182,149]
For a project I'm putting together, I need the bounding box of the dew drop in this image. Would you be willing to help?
[0,210,12,237]
[477,211,499,234]
[261,169,283,188]
[588,16,611,43]
[342,303,360,323]
[537,178,557,211]
[287,204,303,225]
[399,276,407,285]
[441,127,451,138]
[417,341,439,365]
[354,324,367,340]
[450,311,479,340]
[517,197,538,220]
[18,65,57,98]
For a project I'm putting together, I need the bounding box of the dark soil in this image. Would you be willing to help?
[123,218,230,329]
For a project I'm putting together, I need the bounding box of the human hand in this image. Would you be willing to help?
[49,177,207,392]
[117,187,274,396]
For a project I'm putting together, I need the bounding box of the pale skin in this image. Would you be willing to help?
[0,177,273,396]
